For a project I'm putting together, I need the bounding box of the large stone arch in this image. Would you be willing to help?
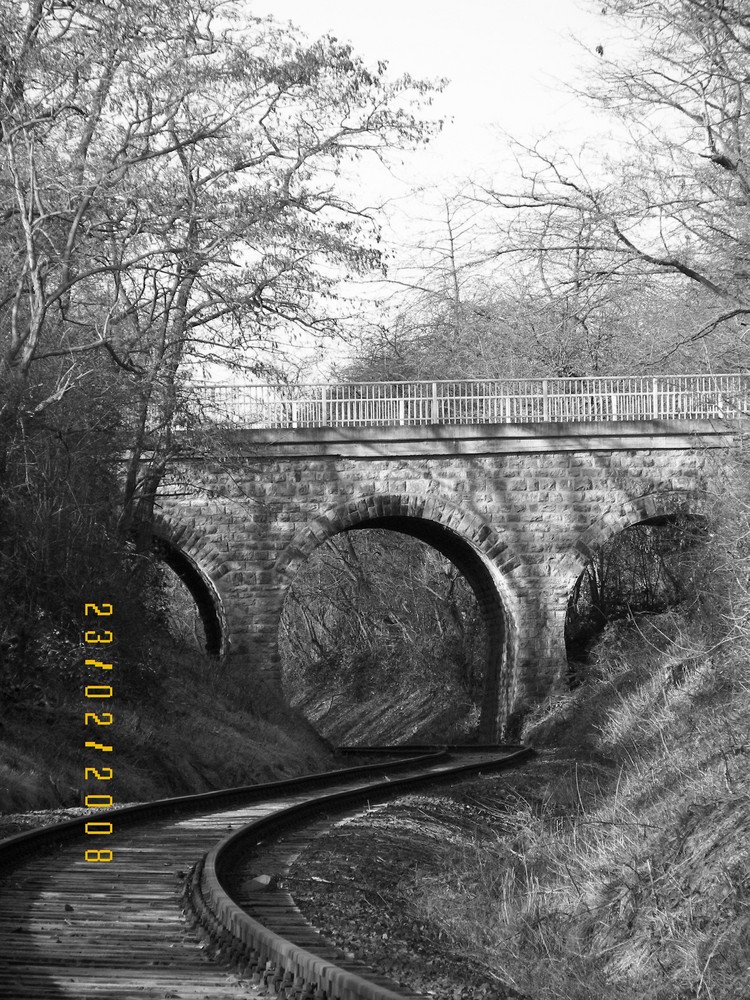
[151,513,231,658]
[272,492,524,741]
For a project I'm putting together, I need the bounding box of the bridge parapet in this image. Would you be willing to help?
[184,373,749,430]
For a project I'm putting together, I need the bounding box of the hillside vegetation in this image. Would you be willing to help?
[0,570,332,820]
[1,8,749,992]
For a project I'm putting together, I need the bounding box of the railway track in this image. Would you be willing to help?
[0,745,532,999]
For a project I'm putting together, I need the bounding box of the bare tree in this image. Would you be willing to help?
[0,0,440,537]
[466,1,750,370]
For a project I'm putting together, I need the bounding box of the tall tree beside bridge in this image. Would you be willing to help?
[0,0,438,679]
[0,0,439,537]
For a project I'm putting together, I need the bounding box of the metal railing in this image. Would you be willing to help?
[184,374,749,429]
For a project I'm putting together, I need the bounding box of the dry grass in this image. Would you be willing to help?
[0,637,333,816]
[412,618,750,999]
[291,679,481,746]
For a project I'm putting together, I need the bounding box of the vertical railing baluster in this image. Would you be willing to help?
[542,379,549,421]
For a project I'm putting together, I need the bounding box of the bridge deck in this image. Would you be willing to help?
[177,419,738,459]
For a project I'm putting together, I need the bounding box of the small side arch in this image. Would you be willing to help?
[151,513,230,658]
[564,489,710,586]
[274,492,523,740]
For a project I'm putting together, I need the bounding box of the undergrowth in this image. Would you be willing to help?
[0,628,331,817]
[414,618,749,999]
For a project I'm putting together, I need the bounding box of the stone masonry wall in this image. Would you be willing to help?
[155,421,727,739]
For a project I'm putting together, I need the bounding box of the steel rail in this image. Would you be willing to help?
[189,746,534,1000]
[0,751,456,998]
[0,745,532,998]
[0,751,449,871]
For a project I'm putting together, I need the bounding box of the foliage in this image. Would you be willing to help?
[335,189,723,386]
[347,0,750,384]
[0,627,331,814]
[411,606,750,999]
[0,0,438,535]
[0,0,437,376]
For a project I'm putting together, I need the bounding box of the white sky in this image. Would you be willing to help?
[252,0,619,195]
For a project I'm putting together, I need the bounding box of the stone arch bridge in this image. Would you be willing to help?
[154,375,745,740]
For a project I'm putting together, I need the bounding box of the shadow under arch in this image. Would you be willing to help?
[564,489,711,585]
[560,489,711,668]
[274,493,520,741]
[150,515,229,658]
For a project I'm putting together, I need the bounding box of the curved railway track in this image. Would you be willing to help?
[0,745,532,999]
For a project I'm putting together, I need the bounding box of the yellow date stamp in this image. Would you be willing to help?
[83,603,114,863]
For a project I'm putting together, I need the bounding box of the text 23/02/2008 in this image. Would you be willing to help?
[83,603,114,863]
